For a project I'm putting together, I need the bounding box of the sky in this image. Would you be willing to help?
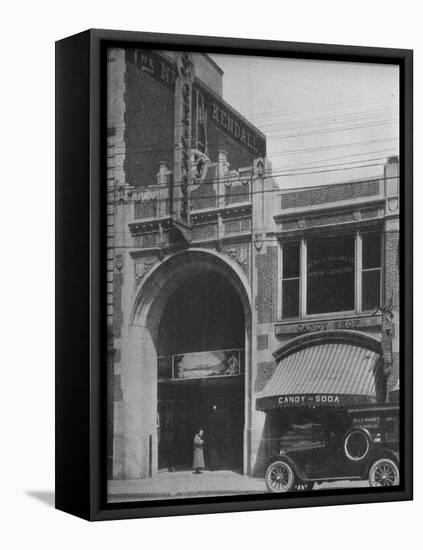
[210,54,399,189]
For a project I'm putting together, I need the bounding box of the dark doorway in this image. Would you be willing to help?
[157,271,245,472]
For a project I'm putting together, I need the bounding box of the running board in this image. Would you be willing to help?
[308,476,363,481]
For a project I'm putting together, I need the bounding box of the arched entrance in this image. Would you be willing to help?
[122,249,252,479]
[157,271,245,471]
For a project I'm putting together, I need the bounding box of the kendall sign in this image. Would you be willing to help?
[193,85,266,157]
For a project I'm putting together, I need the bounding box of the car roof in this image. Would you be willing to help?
[343,403,399,414]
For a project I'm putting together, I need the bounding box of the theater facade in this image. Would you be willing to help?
[106,48,400,481]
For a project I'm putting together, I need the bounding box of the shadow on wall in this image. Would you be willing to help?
[252,415,273,478]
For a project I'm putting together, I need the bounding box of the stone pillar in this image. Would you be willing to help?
[106,47,127,479]
[382,157,400,395]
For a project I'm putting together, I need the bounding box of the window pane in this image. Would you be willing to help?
[362,232,381,269]
[307,235,355,314]
[362,270,381,311]
[282,279,299,319]
[283,242,300,279]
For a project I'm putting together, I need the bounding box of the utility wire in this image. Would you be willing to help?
[108,136,399,157]
[108,168,398,206]
[109,157,396,191]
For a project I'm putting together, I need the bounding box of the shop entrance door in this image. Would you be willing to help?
[158,376,244,472]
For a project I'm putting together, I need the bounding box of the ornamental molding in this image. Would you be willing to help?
[253,233,264,251]
[115,254,123,271]
[134,258,157,285]
[226,245,248,267]
[388,197,399,212]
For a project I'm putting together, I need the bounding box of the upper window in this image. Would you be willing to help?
[281,242,300,319]
[361,232,382,311]
[280,231,382,320]
[307,235,355,315]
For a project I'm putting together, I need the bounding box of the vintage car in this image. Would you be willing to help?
[265,403,399,492]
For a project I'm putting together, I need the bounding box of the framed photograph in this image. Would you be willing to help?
[55,29,413,521]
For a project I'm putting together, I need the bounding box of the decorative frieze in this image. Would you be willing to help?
[280,207,383,232]
[223,217,251,235]
[191,222,218,241]
[133,232,159,248]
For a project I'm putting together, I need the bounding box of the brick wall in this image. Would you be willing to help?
[134,199,157,219]
[191,183,217,210]
[124,58,175,188]
[256,246,278,324]
[255,361,277,392]
[384,230,400,309]
[257,334,269,351]
[225,182,250,205]
[281,180,380,209]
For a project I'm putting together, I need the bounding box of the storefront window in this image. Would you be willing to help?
[362,232,382,311]
[307,235,355,314]
[282,242,300,319]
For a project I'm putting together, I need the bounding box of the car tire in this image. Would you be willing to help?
[368,458,399,487]
[265,460,295,493]
[344,428,371,462]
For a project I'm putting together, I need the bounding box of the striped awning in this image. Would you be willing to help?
[256,343,383,410]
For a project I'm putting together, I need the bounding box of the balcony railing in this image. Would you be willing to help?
[158,348,244,381]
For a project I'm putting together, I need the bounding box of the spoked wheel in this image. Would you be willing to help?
[265,460,295,493]
[369,458,399,487]
[293,481,314,491]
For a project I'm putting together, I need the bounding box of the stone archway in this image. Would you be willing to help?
[118,249,252,479]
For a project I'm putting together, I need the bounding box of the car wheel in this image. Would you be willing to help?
[293,481,314,491]
[369,458,399,487]
[265,460,295,493]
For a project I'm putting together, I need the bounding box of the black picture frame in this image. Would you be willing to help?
[55,28,413,521]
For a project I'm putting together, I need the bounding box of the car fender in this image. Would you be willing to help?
[266,454,306,481]
[364,448,400,477]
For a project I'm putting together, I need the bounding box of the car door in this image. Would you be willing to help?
[288,425,330,479]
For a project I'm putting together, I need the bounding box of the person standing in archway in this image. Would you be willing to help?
[193,429,205,474]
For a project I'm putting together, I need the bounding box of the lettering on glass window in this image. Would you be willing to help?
[307,235,355,315]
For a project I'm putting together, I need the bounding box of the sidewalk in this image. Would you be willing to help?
[107,470,369,502]
[108,470,266,502]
